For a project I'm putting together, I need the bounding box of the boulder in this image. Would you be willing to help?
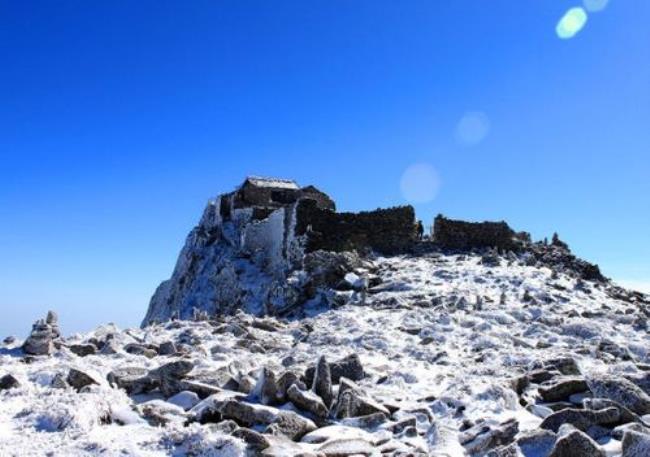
[459,418,519,455]
[622,430,650,457]
[107,367,157,395]
[0,374,20,390]
[158,341,177,355]
[265,410,317,441]
[539,378,589,402]
[516,429,556,457]
[304,353,364,385]
[548,425,605,457]
[167,390,201,410]
[287,384,329,418]
[231,427,271,451]
[312,356,333,407]
[540,407,619,433]
[253,367,281,405]
[67,368,100,391]
[589,377,650,415]
[218,399,278,427]
[68,343,97,357]
[335,378,389,419]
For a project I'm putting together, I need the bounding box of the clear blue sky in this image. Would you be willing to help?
[1,1,649,338]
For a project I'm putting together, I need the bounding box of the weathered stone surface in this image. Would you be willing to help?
[433,215,522,251]
[540,407,619,433]
[158,341,177,355]
[539,378,589,402]
[516,429,556,457]
[0,374,20,390]
[68,343,97,357]
[589,377,650,415]
[287,384,329,418]
[622,430,650,457]
[335,378,389,419]
[22,317,57,356]
[459,418,519,455]
[67,368,100,391]
[218,399,278,427]
[232,427,271,451]
[304,354,364,385]
[264,410,317,441]
[124,343,157,358]
[253,367,281,405]
[312,356,333,407]
[548,426,605,457]
[107,367,157,395]
[150,359,194,379]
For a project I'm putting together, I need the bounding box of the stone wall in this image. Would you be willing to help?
[433,215,524,251]
[295,200,416,255]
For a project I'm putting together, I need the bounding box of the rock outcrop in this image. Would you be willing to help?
[142,177,416,327]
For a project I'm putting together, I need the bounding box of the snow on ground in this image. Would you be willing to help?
[1,252,649,456]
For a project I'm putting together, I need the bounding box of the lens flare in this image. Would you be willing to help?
[556,7,588,39]
[400,163,441,204]
[583,0,609,12]
[455,111,490,146]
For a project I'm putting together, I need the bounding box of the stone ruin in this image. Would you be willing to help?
[432,214,530,252]
[142,176,606,327]
[142,177,417,326]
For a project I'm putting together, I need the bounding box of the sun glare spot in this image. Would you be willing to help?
[583,0,609,12]
[556,7,588,39]
[400,163,441,204]
[455,111,490,146]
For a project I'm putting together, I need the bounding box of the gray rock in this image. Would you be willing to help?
[264,410,317,440]
[46,310,58,325]
[67,368,100,391]
[107,367,157,395]
[287,384,329,418]
[231,427,270,451]
[334,377,389,419]
[459,418,519,455]
[218,399,277,426]
[312,356,333,407]
[304,353,364,385]
[68,343,97,357]
[548,426,605,457]
[622,430,650,457]
[612,423,650,441]
[158,341,177,355]
[584,397,648,426]
[124,343,157,358]
[540,407,619,433]
[253,367,281,405]
[277,371,305,402]
[516,429,556,457]
[340,412,387,430]
[0,374,20,390]
[539,378,589,402]
[589,377,650,415]
[22,319,56,356]
[3,336,16,345]
[150,359,194,379]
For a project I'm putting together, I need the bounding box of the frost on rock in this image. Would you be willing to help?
[142,176,410,327]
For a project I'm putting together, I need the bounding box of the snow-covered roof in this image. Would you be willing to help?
[244,176,299,190]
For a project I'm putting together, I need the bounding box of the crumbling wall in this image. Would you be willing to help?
[433,215,522,251]
[295,200,416,255]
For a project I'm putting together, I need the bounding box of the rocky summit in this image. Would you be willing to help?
[2,177,650,456]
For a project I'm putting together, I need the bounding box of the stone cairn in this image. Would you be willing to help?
[22,310,61,356]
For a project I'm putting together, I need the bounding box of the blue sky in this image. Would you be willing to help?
[1,1,649,337]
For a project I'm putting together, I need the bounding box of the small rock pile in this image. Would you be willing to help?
[22,311,61,356]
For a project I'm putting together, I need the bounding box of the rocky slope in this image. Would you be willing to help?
[2,249,650,456]
[2,178,650,456]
